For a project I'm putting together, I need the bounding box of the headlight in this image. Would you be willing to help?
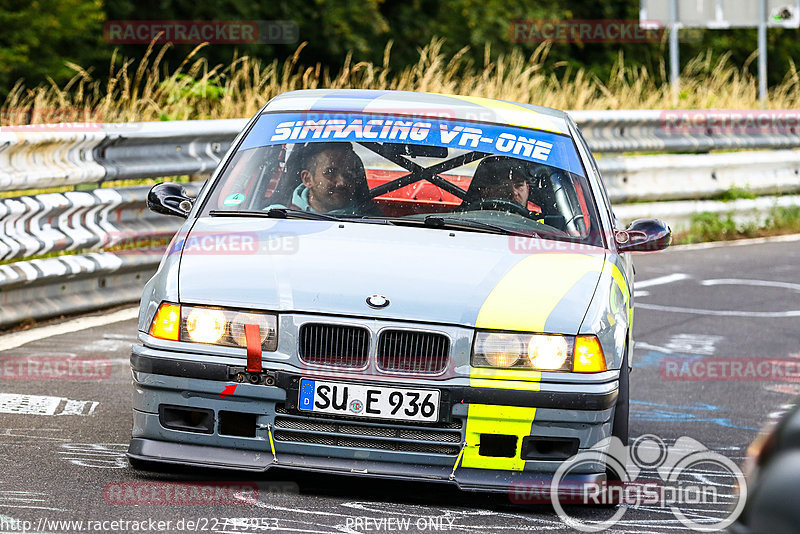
[528,334,570,370]
[229,312,272,347]
[149,302,278,351]
[473,331,572,371]
[472,331,606,373]
[185,308,226,344]
[476,333,523,367]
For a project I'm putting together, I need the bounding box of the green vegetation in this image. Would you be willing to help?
[681,212,757,243]
[5,39,800,126]
[715,186,757,202]
[678,204,800,244]
[766,205,800,233]
[4,1,800,114]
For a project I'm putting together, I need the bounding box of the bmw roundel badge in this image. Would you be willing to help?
[366,294,390,309]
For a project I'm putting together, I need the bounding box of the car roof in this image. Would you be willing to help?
[262,89,572,136]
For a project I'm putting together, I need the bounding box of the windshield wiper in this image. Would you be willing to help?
[410,215,539,237]
[423,216,538,238]
[336,215,397,225]
[352,215,535,237]
[209,210,536,236]
[209,208,341,221]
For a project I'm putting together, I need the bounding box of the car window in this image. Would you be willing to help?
[200,112,603,246]
[571,122,616,232]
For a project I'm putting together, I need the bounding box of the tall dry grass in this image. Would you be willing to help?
[3,39,800,124]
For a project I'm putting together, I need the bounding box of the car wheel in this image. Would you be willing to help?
[612,346,630,446]
[606,344,630,482]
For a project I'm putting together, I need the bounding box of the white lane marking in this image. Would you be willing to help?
[636,342,673,353]
[701,278,800,292]
[765,384,800,396]
[636,273,690,288]
[60,399,99,416]
[0,504,65,511]
[59,443,129,469]
[0,394,98,416]
[0,428,71,442]
[637,303,800,317]
[102,333,137,340]
[0,307,138,351]
[664,334,722,355]
[634,290,650,297]
[638,277,800,317]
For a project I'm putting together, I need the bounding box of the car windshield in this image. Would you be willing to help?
[200,111,603,245]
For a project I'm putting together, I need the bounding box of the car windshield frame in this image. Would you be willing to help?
[197,110,606,246]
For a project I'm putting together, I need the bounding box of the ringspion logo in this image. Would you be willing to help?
[548,435,746,532]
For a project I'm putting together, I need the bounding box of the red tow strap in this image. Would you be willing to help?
[244,324,262,373]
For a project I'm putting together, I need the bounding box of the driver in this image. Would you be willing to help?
[461,156,540,213]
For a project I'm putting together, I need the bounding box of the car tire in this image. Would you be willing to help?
[612,346,630,446]
[606,345,630,483]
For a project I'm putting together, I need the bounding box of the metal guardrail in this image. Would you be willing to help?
[570,110,800,153]
[97,119,246,181]
[599,149,800,203]
[0,120,247,192]
[1,110,799,329]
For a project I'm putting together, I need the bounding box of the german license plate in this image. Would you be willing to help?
[298,379,440,422]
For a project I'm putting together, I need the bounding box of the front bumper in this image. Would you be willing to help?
[129,345,619,493]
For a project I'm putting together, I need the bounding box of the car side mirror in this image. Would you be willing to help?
[147,182,194,218]
[615,218,671,253]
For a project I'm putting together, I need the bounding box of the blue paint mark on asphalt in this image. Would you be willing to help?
[631,400,759,431]
[636,350,704,369]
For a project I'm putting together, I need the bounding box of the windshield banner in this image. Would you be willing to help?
[240,112,585,176]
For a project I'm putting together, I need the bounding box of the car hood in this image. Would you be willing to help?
[177,218,607,332]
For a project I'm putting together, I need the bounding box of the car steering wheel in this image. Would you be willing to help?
[466,198,543,221]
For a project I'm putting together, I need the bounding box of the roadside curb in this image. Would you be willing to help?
[666,232,800,252]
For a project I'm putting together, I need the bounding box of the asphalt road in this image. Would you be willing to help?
[1,236,799,534]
